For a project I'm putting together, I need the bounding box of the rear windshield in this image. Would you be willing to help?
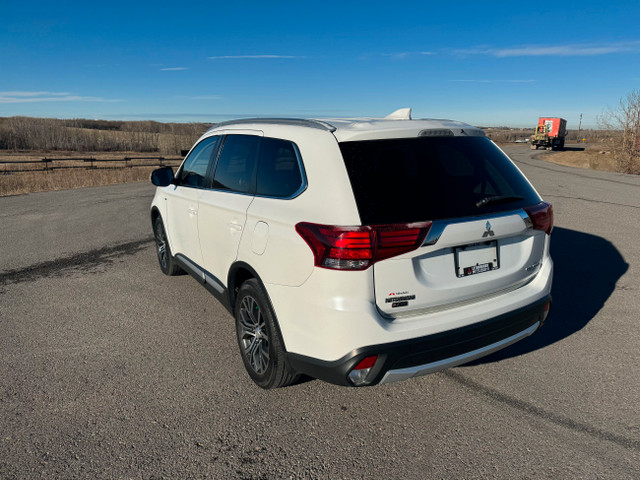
[340,136,541,225]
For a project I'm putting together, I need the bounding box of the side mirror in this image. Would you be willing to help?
[150,166,175,187]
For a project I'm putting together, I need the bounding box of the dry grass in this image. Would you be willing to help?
[0,117,202,196]
[0,166,160,196]
[0,151,180,196]
[543,144,619,172]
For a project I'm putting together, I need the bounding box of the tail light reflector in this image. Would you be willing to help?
[524,202,553,235]
[295,221,432,270]
[353,356,378,370]
[348,355,378,386]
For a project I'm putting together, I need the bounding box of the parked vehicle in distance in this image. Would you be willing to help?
[150,108,553,388]
[530,117,567,150]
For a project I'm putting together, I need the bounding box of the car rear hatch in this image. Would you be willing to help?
[339,135,552,318]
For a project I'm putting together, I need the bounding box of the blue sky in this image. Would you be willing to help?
[1,0,639,128]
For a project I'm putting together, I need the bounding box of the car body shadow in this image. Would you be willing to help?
[464,226,628,365]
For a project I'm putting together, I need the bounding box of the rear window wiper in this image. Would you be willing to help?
[476,194,524,208]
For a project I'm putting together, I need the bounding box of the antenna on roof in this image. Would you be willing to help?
[385,108,412,120]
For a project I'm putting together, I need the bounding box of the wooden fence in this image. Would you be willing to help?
[0,156,183,174]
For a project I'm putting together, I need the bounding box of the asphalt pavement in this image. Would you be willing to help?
[1,145,639,479]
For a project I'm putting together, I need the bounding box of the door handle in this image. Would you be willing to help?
[228,222,243,231]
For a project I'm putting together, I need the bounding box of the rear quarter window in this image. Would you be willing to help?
[256,138,304,198]
[340,136,541,225]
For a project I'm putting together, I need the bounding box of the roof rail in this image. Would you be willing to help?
[206,118,336,133]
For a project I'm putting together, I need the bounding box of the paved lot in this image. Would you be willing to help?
[1,145,639,479]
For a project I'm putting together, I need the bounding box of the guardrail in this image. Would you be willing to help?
[0,156,183,174]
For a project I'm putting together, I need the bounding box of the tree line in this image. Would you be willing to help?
[2,94,638,174]
[0,117,211,154]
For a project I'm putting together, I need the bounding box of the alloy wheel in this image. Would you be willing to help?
[238,295,270,375]
[155,222,168,270]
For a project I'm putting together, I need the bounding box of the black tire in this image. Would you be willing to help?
[153,216,182,276]
[235,279,299,389]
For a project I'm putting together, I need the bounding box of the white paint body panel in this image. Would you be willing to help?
[198,190,254,284]
[374,214,546,317]
[163,185,204,266]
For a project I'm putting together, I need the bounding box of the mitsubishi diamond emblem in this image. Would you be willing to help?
[482,221,495,238]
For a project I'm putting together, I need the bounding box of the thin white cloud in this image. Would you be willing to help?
[382,51,436,59]
[0,91,71,97]
[208,55,305,59]
[455,41,640,57]
[160,67,188,71]
[0,91,121,103]
[450,79,536,83]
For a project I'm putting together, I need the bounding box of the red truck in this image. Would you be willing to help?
[530,117,567,150]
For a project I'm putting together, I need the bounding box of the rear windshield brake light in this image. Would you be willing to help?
[296,222,432,271]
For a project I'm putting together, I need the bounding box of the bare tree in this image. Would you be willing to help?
[600,89,640,174]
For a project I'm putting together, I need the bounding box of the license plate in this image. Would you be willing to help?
[454,241,499,277]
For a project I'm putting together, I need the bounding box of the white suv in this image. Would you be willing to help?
[150,109,553,388]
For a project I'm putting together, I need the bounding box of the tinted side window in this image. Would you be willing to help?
[212,135,261,193]
[178,136,219,187]
[256,138,303,197]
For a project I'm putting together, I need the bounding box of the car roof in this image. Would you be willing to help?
[205,108,485,143]
[318,117,484,142]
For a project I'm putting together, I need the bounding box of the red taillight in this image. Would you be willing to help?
[524,202,553,235]
[295,221,432,270]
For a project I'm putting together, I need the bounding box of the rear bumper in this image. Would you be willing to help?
[287,295,551,387]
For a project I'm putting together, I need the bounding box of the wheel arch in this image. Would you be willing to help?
[228,261,264,314]
[227,262,291,348]
[150,206,161,229]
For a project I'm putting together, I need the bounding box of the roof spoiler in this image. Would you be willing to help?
[385,108,412,120]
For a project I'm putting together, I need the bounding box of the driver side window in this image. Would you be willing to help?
[178,136,220,187]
